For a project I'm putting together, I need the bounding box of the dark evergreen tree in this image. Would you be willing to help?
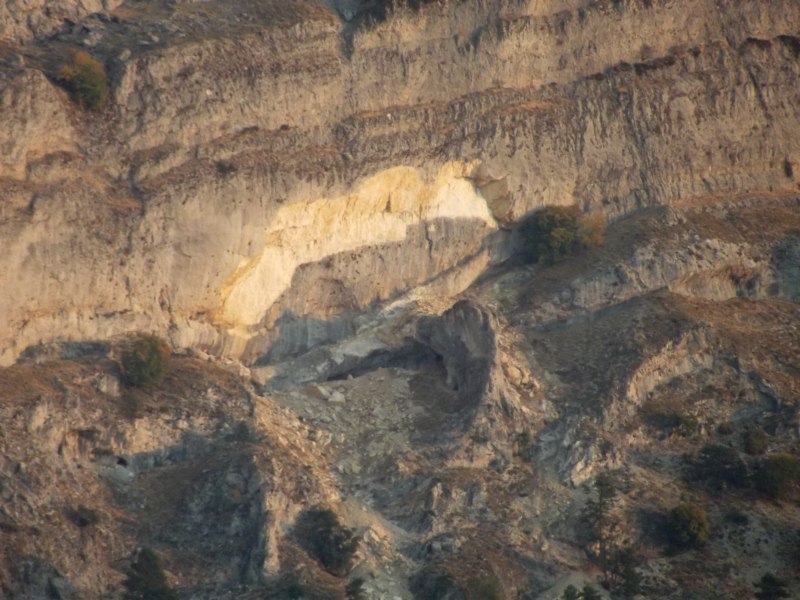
[753,573,789,600]
[123,548,178,600]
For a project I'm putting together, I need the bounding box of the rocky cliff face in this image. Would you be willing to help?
[1,0,799,598]
[1,0,798,366]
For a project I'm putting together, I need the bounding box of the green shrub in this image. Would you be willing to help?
[666,504,710,548]
[294,507,359,576]
[641,401,697,436]
[65,505,99,528]
[57,49,108,110]
[466,574,503,600]
[519,205,605,264]
[266,572,307,599]
[514,430,534,460]
[581,586,602,600]
[120,334,170,388]
[753,572,789,600]
[744,427,770,455]
[693,443,748,491]
[561,585,580,600]
[561,586,603,600]
[409,568,462,600]
[724,510,749,526]
[754,454,800,500]
[717,421,734,435]
[346,577,367,600]
[123,548,178,600]
[215,160,237,176]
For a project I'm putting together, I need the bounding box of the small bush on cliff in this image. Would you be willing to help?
[520,205,605,264]
[665,503,710,549]
[754,454,800,500]
[293,507,359,576]
[744,427,770,455]
[56,49,108,110]
[641,400,698,436]
[123,547,178,600]
[65,505,99,528]
[120,334,170,388]
[692,443,748,491]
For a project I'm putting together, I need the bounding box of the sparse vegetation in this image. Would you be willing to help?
[665,504,710,549]
[520,205,605,264]
[123,547,178,600]
[56,49,109,110]
[293,507,359,576]
[754,454,800,500]
[120,334,170,388]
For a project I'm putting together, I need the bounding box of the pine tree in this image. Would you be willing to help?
[582,472,618,584]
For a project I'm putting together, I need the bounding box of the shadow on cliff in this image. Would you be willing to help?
[104,425,269,594]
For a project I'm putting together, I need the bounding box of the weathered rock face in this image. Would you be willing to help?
[1,0,799,366]
[0,0,124,43]
[2,1,800,598]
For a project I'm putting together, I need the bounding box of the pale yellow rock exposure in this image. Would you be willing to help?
[219,161,496,329]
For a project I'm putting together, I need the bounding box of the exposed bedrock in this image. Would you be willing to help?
[0,161,499,365]
[416,300,542,463]
[1,0,799,364]
[0,0,125,43]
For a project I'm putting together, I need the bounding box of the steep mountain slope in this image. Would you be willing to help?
[0,0,798,598]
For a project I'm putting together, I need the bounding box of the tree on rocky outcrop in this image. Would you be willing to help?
[56,49,108,110]
[519,205,605,264]
[753,572,789,600]
[120,334,171,388]
[123,547,178,600]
